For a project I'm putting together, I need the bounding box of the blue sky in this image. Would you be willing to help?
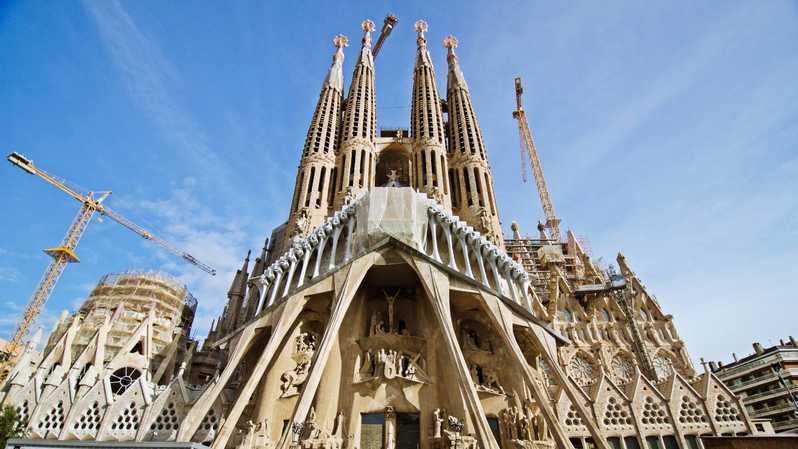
[1,1,796,366]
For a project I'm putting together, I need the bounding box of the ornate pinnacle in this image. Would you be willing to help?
[333,34,349,49]
[332,34,348,64]
[361,19,375,47]
[415,19,428,46]
[443,35,458,50]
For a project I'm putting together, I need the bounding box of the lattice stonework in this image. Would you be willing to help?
[15,400,29,423]
[678,395,707,426]
[73,401,102,434]
[152,402,181,432]
[110,402,140,435]
[603,397,633,428]
[641,397,670,426]
[37,400,65,435]
[564,405,585,429]
[714,395,742,423]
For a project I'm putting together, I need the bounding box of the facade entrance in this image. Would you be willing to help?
[396,413,420,449]
[360,411,420,449]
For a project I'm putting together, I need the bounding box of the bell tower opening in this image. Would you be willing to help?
[375,145,411,187]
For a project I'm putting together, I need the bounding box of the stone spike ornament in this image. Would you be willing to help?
[1,18,756,449]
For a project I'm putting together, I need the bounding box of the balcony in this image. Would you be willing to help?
[773,416,798,432]
[751,402,798,418]
[730,371,778,391]
[743,384,798,403]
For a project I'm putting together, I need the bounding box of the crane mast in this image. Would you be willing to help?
[512,77,561,241]
[3,152,216,364]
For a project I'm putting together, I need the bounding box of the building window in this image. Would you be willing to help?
[607,437,622,449]
[624,436,642,449]
[645,436,662,449]
[663,435,680,449]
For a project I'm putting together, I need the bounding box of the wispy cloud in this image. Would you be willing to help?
[118,178,252,340]
[82,0,236,193]
[0,267,20,282]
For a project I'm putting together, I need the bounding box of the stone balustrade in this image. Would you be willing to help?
[247,189,533,319]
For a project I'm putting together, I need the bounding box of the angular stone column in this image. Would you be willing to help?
[275,253,378,449]
[405,254,499,449]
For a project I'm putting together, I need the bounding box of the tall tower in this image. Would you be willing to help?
[286,35,348,242]
[410,20,451,209]
[333,20,377,209]
[444,35,503,245]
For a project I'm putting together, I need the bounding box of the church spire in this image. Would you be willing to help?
[410,20,450,209]
[284,35,347,250]
[333,20,377,209]
[444,35,503,246]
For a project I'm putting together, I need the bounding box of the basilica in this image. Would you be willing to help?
[1,18,755,449]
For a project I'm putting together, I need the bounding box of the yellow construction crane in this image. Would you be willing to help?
[2,152,216,363]
[512,77,561,241]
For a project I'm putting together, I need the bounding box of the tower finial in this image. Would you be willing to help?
[361,19,375,48]
[333,34,348,63]
[443,35,458,54]
[415,19,428,46]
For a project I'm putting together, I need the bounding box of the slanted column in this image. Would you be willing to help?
[328,217,343,270]
[474,240,490,288]
[427,211,441,262]
[297,241,313,288]
[282,251,299,297]
[255,274,271,314]
[313,226,330,278]
[442,217,458,271]
[268,265,284,307]
[488,249,504,295]
[457,229,473,279]
[343,215,355,262]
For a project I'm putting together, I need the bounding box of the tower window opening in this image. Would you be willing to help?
[484,172,496,215]
[421,151,428,187]
[430,151,438,187]
[305,166,316,208]
[292,171,304,212]
[441,154,448,194]
[464,168,473,207]
[328,168,337,205]
[349,152,356,187]
[316,167,326,208]
[449,168,459,207]
[473,167,484,207]
[359,150,366,188]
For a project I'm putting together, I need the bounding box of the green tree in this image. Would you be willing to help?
[0,406,27,448]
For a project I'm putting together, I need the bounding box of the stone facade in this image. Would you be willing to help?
[2,18,761,449]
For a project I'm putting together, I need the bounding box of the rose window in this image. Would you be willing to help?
[653,356,674,380]
[611,356,634,385]
[110,367,141,396]
[567,355,595,387]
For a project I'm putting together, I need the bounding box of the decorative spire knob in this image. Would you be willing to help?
[443,35,458,50]
[361,19,375,47]
[415,19,428,46]
[333,34,349,49]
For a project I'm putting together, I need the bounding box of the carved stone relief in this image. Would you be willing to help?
[280,332,318,398]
